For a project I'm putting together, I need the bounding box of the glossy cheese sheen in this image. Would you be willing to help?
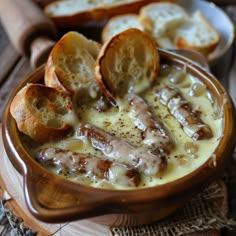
[35,64,222,189]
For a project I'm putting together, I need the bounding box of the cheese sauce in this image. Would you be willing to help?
[28,64,223,190]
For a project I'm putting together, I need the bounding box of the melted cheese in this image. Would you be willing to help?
[30,64,223,190]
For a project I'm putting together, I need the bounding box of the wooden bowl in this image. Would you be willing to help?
[2,49,236,226]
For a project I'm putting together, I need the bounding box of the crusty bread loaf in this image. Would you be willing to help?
[95,28,160,105]
[45,31,101,103]
[102,14,144,43]
[175,11,220,57]
[44,0,176,28]
[10,84,74,143]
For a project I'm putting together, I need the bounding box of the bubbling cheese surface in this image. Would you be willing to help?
[33,64,223,189]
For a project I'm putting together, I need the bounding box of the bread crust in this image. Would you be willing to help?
[45,55,68,93]
[10,84,74,143]
[95,28,160,105]
[45,31,101,99]
[44,0,176,28]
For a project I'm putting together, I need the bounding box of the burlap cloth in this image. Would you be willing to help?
[110,153,236,236]
[110,182,232,236]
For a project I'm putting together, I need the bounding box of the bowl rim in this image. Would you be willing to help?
[2,48,236,223]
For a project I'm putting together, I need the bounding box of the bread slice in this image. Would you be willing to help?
[139,2,189,44]
[95,28,160,105]
[44,0,174,28]
[175,11,220,57]
[45,31,101,103]
[102,14,144,43]
[10,83,74,143]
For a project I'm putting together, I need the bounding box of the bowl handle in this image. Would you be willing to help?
[23,165,112,223]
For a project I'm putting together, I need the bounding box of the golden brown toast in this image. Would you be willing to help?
[10,83,74,143]
[95,28,160,105]
[45,31,101,104]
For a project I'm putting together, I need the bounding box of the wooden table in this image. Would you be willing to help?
[1,2,236,236]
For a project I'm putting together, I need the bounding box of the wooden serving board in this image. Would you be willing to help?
[0,125,111,236]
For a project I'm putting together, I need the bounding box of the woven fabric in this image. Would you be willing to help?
[0,200,36,236]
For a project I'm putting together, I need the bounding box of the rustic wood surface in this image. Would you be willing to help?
[0,1,236,235]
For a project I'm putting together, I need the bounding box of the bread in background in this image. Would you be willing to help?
[44,0,177,28]
[175,11,220,57]
[45,31,101,105]
[139,2,189,44]
[101,2,221,60]
[102,14,144,43]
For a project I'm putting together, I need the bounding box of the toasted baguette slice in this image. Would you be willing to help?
[139,2,189,41]
[175,11,220,57]
[10,84,74,143]
[45,31,101,103]
[102,14,144,42]
[44,0,175,27]
[95,28,160,105]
